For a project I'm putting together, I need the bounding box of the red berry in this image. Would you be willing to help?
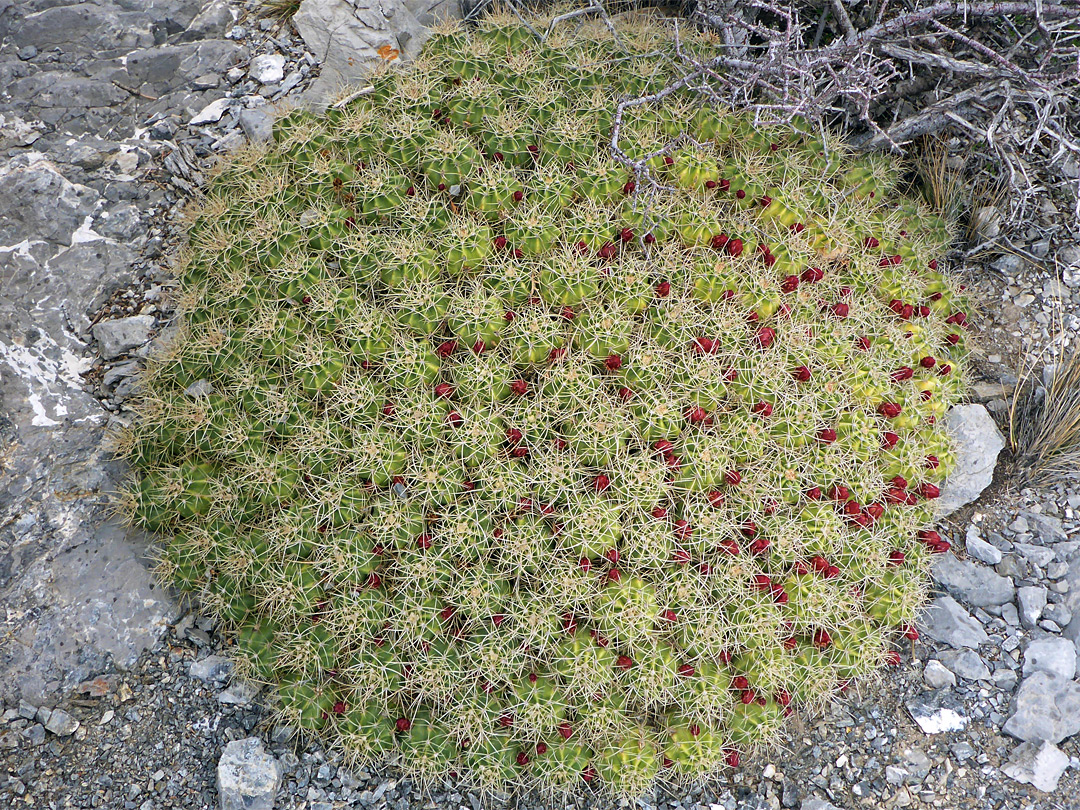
[863,236,880,249]
[829,485,850,502]
[705,180,717,189]
[885,650,902,666]
[616,655,634,670]
[731,675,750,690]
[727,238,744,257]
[740,689,756,704]
[780,274,800,293]
[750,537,770,556]
[607,568,621,583]
[655,280,671,297]
[516,751,530,766]
[891,366,914,382]
[904,625,919,640]
[920,355,936,369]
[619,227,634,243]
[593,474,611,493]
[416,533,432,550]
[434,382,455,398]
[751,400,773,417]
[687,406,708,423]
[678,663,695,677]
[792,365,812,382]
[725,469,742,487]
[817,428,837,443]
[617,386,633,401]
[578,557,591,573]
[888,549,905,566]
[725,749,741,768]
[663,609,677,622]
[623,180,636,195]
[512,190,523,202]
[777,689,792,707]
[882,431,899,449]
[603,548,619,566]
[740,521,757,538]
[396,717,412,732]
[366,572,382,589]
[801,266,824,283]
[491,614,506,627]
[813,629,831,648]
[437,339,457,357]
[831,302,849,318]
[672,548,691,565]
[735,189,746,199]
[558,722,573,739]
[918,482,940,499]
[805,486,822,500]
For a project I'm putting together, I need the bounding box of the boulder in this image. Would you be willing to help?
[919,596,989,649]
[1002,741,1070,792]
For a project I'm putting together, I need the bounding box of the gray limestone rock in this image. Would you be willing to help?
[936,649,990,682]
[1023,637,1077,680]
[919,596,990,648]
[217,737,282,810]
[907,691,968,734]
[966,526,1003,565]
[932,553,1015,608]
[1003,671,1080,744]
[125,40,248,95]
[43,707,78,736]
[249,53,286,85]
[1003,741,1070,792]
[935,404,1005,517]
[922,659,956,689]
[92,314,156,359]
[181,0,235,41]
[1018,585,1049,629]
[0,157,99,246]
[294,0,458,105]
[189,654,234,685]
[238,107,273,142]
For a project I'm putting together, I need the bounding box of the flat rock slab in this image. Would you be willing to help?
[1003,671,1080,744]
[1003,741,1070,792]
[935,404,1005,517]
[931,553,1014,607]
[919,595,989,649]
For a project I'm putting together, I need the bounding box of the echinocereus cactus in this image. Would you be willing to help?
[121,5,970,801]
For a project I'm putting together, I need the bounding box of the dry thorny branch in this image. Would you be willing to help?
[466,0,1080,231]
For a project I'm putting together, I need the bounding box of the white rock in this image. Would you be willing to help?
[1003,741,1070,792]
[1023,637,1077,680]
[191,97,232,125]
[249,54,286,85]
[935,405,1006,517]
[217,737,281,810]
[965,525,1003,565]
[923,659,956,689]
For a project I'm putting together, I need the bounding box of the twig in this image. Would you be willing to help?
[112,80,157,101]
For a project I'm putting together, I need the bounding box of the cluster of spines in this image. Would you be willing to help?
[121,7,969,800]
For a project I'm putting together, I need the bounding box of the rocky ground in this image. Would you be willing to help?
[2,1,1080,809]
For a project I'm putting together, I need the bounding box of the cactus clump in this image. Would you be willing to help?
[120,7,969,799]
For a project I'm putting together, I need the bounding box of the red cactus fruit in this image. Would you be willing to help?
[885,651,902,666]
[718,538,740,556]
[727,238,744,257]
[754,327,776,349]
[792,365,812,382]
[801,266,824,283]
[616,655,634,670]
[557,722,573,739]
[434,382,455,398]
[813,629,831,649]
[903,625,919,640]
[888,549,905,566]
[416,533,432,550]
[781,274,800,293]
[917,482,940,499]
[882,431,900,449]
[751,400,773,417]
[607,568,621,583]
[740,521,757,538]
[891,367,914,382]
[878,402,902,418]
[749,537,770,556]
[817,428,837,444]
[725,749,741,768]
